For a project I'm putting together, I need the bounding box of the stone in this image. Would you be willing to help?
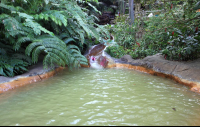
[120,55,134,63]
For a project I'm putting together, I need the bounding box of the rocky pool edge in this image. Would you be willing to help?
[1,53,200,95]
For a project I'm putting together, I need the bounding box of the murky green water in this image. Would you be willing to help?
[0,68,200,126]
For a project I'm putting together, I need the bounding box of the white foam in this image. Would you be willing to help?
[89,56,103,69]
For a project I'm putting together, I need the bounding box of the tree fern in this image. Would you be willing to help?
[24,18,54,36]
[0,3,20,12]
[10,11,54,36]
[25,35,88,69]
[0,0,109,77]
[67,19,85,44]
[60,0,108,43]
[0,14,25,38]
[66,46,88,69]
[58,33,71,40]
[14,36,32,50]
[68,8,99,39]
[34,10,68,27]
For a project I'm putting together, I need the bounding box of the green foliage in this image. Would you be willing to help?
[105,0,200,61]
[0,42,32,77]
[106,15,136,49]
[162,27,200,61]
[0,0,107,77]
[105,45,127,58]
[25,35,88,70]
[34,10,68,27]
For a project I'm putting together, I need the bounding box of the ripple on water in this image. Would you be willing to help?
[0,68,200,126]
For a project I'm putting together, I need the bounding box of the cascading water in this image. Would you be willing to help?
[89,55,104,69]
[85,35,116,69]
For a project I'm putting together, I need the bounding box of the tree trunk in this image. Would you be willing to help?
[134,0,141,18]
[129,0,134,25]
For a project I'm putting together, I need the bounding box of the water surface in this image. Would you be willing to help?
[0,68,200,126]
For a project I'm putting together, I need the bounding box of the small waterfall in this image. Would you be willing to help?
[89,55,104,69]
[85,35,115,69]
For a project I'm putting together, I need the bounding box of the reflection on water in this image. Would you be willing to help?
[0,68,200,126]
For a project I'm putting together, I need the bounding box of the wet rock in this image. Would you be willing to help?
[173,65,200,82]
[120,55,134,63]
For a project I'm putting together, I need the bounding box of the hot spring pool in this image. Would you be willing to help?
[0,68,200,126]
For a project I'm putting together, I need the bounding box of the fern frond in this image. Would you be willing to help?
[14,37,32,50]
[12,53,32,64]
[43,52,66,69]
[31,45,45,63]
[67,48,81,55]
[79,32,85,44]
[25,34,88,69]
[87,14,99,22]
[86,2,101,14]
[0,3,17,11]
[35,10,68,27]
[58,33,70,40]
[10,12,54,36]
[88,25,100,39]
[63,38,76,45]
[66,24,76,36]
[0,66,6,76]
[50,21,60,34]
[66,44,88,66]
[24,18,54,36]
[67,19,85,44]
[25,40,43,56]
[25,35,69,68]
[12,11,34,20]
[1,62,14,77]
[49,52,66,66]
[0,41,32,77]
[65,4,101,41]
[0,14,25,38]
[71,11,93,37]
[95,24,110,38]
[0,3,25,12]
[0,42,14,54]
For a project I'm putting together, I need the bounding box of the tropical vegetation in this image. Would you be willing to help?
[1,0,200,77]
[105,0,200,61]
[0,0,109,77]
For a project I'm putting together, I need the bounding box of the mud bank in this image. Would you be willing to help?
[1,53,200,95]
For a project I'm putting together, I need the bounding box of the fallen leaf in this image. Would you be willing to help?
[172,108,176,111]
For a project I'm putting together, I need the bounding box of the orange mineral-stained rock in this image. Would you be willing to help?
[0,67,65,94]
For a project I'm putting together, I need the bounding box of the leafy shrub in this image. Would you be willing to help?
[104,45,127,58]
[105,0,200,61]
[162,27,200,61]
